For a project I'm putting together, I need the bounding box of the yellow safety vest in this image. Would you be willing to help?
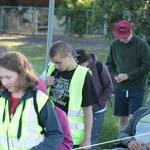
[46,63,90,145]
[0,91,48,150]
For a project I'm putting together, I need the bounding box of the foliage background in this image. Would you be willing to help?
[56,0,150,44]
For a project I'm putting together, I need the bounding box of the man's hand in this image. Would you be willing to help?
[128,140,144,150]
[79,106,93,150]
[79,138,91,150]
[115,73,128,83]
[45,76,55,87]
[146,142,150,150]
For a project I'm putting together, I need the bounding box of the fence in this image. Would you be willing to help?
[0,6,107,36]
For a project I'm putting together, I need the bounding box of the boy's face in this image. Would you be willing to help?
[51,53,71,72]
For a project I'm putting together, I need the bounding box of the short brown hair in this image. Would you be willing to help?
[49,40,72,58]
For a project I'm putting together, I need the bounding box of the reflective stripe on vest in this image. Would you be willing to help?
[46,64,91,145]
[0,91,48,150]
[69,123,84,130]
[67,109,84,117]
[0,135,43,149]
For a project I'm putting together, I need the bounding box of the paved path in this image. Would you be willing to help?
[0,35,111,50]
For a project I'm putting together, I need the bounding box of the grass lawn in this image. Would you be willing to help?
[0,41,46,75]
[0,38,149,150]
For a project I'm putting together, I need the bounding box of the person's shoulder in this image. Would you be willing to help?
[133,35,148,43]
[101,61,107,67]
[78,64,89,70]
[111,38,119,44]
[96,61,109,72]
[38,77,45,85]
[134,107,150,115]
[134,34,143,40]
[110,38,120,47]
[139,107,150,111]
[55,106,68,121]
[55,106,66,116]
[77,65,91,74]
[0,90,9,98]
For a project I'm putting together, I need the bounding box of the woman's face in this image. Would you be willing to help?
[0,67,19,93]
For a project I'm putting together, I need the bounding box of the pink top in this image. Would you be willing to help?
[37,77,48,95]
[55,106,73,150]
[37,77,73,150]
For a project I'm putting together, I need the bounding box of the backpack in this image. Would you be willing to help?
[96,61,113,108]
[96,61,103,81]
[32,89,46,135]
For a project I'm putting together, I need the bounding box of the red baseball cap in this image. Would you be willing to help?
[114,20,132,39]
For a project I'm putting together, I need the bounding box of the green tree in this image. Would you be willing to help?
[91,0,150,44]
[56,0,93,37]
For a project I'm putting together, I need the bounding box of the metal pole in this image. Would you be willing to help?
[46,0,55,68]
[0,6,3,31]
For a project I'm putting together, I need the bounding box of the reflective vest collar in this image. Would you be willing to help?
[0,91,48,149]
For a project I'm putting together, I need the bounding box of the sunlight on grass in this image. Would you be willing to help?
[0,41,46,75]
[0,41,25,47]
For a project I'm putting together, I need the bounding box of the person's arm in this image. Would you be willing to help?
[31,101,64,150]
[126,40,150,81]
[119,108,148,147]
[80,72,98,149]
[127,62,150,80]
[80,106,93,149]
[106,44,118,79]
[119,114,136,147]
[37,77,48,95]
[99,63,114,102]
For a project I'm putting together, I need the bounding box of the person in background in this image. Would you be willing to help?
[0,51,64,150]
[37,77,73,150]
[0,45,8,92]
[0,44,8,58]
[45,40,99,149]
[106,20,150,131]
[116,107,150,150]
[76,49,114,150]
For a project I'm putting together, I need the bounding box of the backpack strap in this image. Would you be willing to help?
[96,61,113,108]
[96,61,103,82]
[32,89,46,135]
